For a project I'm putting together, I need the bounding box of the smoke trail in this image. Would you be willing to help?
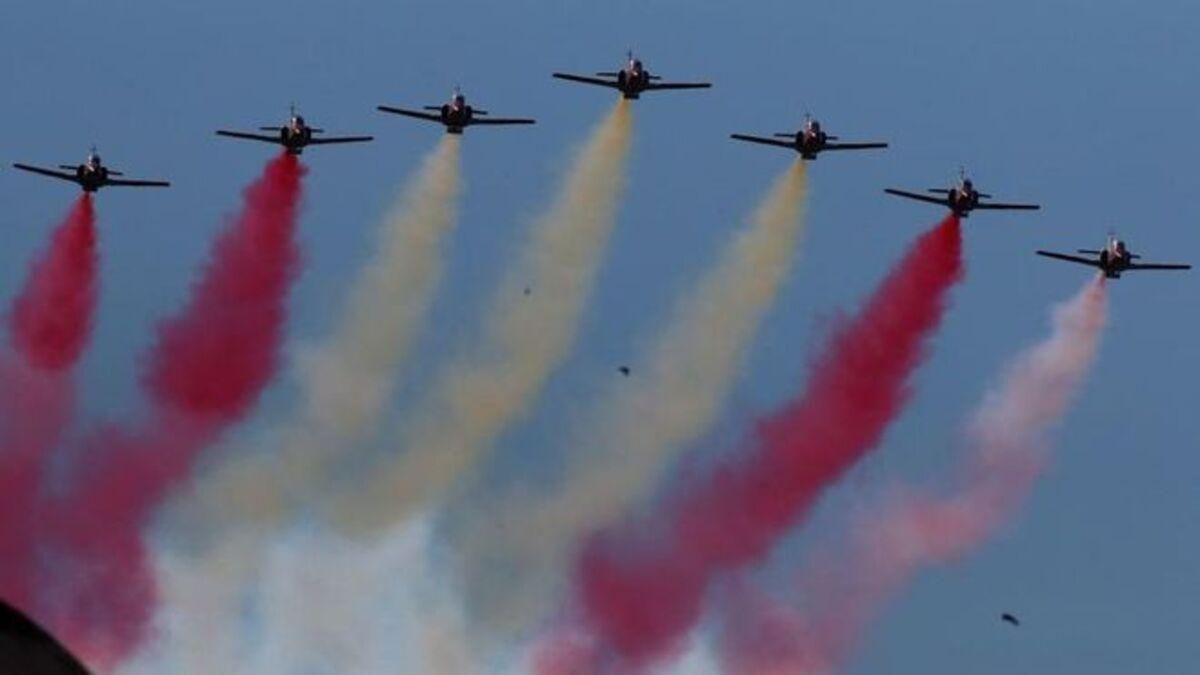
[128,137,462,674]
[293,135,462,448]
[190,135,463,527]
[329,99,633,533]
[9,196,98,370]
[558,215,963,668]
[35,154,305,668]
[0,195,98,613]
[454,159,810,640]
[718,276,1108,675]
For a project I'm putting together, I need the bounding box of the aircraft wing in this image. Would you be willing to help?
[884,188,949,206]
[975,201,1041,211]
[307,135,374,145]
[730,134,795,150]
[552,73,622,90]
[1127,262,1192,271]
[12,163,81,184]
[470,117,536,126]
[1036,251,1102,268]
[644,81,712,91]
[107,178,171,188]
[377,106,443,122]
[216,130,283,145]
[824,141,889,151]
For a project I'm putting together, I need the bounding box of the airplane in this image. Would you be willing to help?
[731,115,888,160]
[377,87,536,134]
[885,170,1040,218]
[1036,235,1191,278]
[216,105,373,154]
[12,147,170,193]
[552,51,712,99]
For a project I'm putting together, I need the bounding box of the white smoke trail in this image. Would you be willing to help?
[121,518,473,675]
[718,276,1109,675]
[328,100,634,534]
[455,160,810,642]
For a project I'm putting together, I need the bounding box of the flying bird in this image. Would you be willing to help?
[1001,612,1021,627]
[618,366,631,376]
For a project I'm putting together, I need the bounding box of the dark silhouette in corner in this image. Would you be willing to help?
[0,599,90,674]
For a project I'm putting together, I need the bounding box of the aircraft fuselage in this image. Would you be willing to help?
[796,130,828,159]
[1096,247,1134,278]
[440,104,475,134]
[278,125,314,154]
[616,68,652,99]
[73,165,108,192]
[947,188,981,217]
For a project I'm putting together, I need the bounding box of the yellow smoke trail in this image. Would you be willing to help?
[121,138,463,675]
[455,160,809,637]
[329,99,634,534]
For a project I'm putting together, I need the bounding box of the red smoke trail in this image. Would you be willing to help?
[0,195,98,614]
[9,195,99,370]
[717,276,1108,675]
[558,215,963,670]
[35,154,305,668]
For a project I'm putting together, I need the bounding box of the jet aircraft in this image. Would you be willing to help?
[885,170,1039,217]
[731,115,887,159]
[13,147,169,193]
[553,51,711,99]
[217,106,373,154]
[1037,235,1191,278]
[377,88,535,134]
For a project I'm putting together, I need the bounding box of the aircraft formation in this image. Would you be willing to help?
[12,50,1189,276]
[2,49,1192,675]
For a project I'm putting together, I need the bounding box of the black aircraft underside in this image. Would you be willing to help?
[376,105,536,134]
[1035,249,1191,278]
[12,163,170,192]
[730,133,887,160]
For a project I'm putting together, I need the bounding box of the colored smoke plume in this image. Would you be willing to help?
[131,137,463,673]
[9,195,98,370]
[561,215,963,668]
[191,134,463,527]
[455,159,810,640]
[0,195,98,614]
[36,153,305,668]
[718,276,1108,675]
[329,99,633,534]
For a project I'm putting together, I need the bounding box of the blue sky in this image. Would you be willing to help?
[3,1,1198,673]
